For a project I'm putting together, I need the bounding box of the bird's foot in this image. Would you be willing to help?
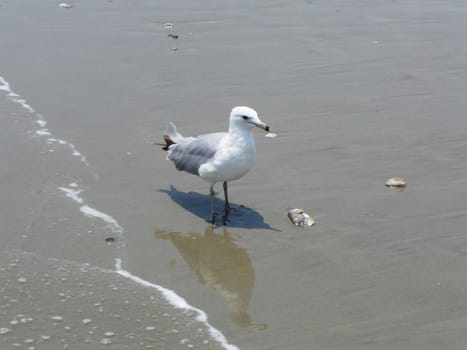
[221,213,231,226]
[209,212,219,225]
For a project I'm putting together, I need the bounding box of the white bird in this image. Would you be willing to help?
[160,106,270,223]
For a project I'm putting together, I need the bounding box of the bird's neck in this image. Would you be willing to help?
[229,128,253,143]
[227,127,255,155]
[228,123,252,138]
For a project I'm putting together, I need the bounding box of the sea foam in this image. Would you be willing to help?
[0,75,89,166]
[80,205,124,234]
[58,185,123,234]
[115,259,240,350]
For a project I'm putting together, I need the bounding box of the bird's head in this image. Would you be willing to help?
[229,106,270,133]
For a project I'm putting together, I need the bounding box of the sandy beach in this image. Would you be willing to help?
[1,0,467,349]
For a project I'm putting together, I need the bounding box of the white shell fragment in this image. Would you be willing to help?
[288,209,314,227]
[385,176,407,188]
[59,3,72,8]
[265,132,277,138]
[163,23,175,29]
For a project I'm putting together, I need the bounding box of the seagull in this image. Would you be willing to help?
[159,106,270,224]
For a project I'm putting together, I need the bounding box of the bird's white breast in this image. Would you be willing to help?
[198,131,256,184]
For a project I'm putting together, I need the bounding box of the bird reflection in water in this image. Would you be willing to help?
[155,226,266,329]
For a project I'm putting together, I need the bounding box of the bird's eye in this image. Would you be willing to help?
[242,115,249,120]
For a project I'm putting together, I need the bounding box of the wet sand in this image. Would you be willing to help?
[2,0,467,349]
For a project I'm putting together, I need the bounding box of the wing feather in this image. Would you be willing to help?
[167,132,226,175]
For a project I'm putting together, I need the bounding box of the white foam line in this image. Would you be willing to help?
[80,205,124,233]
[58,186,84,204]
[0,76,10,92]
[0,75,90,166]
[36,128,52,136]
[58,185,124,234]
[9,95,35,113]
[48,138,67,145]
[68,142,89,164]
[115,258,240,350]
[36,119,47,128]
[0,76,36,113]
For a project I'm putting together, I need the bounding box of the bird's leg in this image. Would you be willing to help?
[223,182,231,213]
[222,181,230,225]
[209,185,217,224]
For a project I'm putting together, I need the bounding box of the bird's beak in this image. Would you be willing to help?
[254,120,270,132]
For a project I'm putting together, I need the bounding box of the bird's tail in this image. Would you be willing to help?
[155,134,175,151]
[155,122,184,151]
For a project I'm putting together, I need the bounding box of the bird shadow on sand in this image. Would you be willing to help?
[159,185,278,230]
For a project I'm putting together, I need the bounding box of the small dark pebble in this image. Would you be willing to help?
[104,237,116,243]
[168,34,179,39]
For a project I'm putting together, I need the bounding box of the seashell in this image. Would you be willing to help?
[59,3,72,8]
[265,132,277,138]
[163,22,175,29]
[385,176,407,188]
[288,209,314,227]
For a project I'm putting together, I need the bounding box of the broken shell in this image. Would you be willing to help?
[288,209,314,227]
[385,176,407,188]
[163,23,174,29]
[59,3,72,8]
[265,132,277,138]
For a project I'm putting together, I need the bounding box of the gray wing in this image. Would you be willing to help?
[167,132,226,175]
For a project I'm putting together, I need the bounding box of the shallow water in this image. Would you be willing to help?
[2,0,467,349]
[0,250,234,349]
